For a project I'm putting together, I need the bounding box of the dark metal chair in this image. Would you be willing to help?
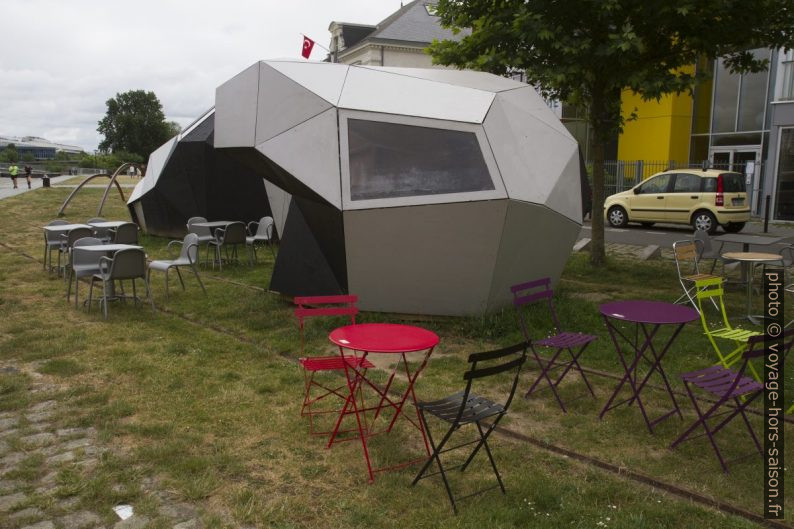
[110,222,139,244]
[67,236,103,308]
[88,248,154,320]
[208,221,246,270]
[294,295,374,436]
[43,219,68,272]
[511,278,596,412]
[246,216,275,263]
[147,233,206,300]
[671,330,794,472]
[412,342,527,514]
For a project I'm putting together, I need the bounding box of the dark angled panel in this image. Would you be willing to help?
[293,196,347,291]
[133,113,271,238]
[270,199,345,296]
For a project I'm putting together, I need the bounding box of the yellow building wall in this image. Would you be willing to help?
[617,87,694,167]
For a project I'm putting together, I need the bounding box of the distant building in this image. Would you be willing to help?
[327,1,468,67]
[0,135,83,160]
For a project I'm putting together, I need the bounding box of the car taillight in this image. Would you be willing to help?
[716,174,724,206]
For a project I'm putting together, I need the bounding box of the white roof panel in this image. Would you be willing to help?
[256,63,333,145]
[265,60,350,105]
[358,66,526,93]
[338,66,494,123]
[214,62,260,148]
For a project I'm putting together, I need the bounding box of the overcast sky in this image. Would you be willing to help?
[0,0,400,152]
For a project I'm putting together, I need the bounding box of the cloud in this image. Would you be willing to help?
[0,0,398,151]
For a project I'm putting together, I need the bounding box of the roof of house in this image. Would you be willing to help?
[334,0,470,57]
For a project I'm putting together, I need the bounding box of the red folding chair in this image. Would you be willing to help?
[294,295,374,436]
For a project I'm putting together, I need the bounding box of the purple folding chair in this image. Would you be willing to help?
[671,329,794,472]
[511,278,597,412]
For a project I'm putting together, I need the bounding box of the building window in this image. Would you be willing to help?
[347,119,494,201]
[712,48,771,134]
[775,128,794,220]
[781,51,794,101]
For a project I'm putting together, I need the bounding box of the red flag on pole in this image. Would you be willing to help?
[301,35,315,59]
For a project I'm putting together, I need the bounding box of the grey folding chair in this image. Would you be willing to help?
[246,216,275,263]
[147,233,206,300]
[187,216,214,266]
[88,248,154,320]
[58,227,93,279]
[43,219,68,272]
[208,222,247,270]
[67,237,103,308]
[110,222,139,244]
[672,239,720,312]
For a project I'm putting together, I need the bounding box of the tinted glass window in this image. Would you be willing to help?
[347,119,494,201]
[638,174,671,194]
[721,172,746,192]
[702,178,717,192]
[672,173,701,193]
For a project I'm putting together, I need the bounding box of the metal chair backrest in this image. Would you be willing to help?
[45,219,69,243]
[219,222,246,245]
[510,277,561,337]
[673,239,704,278]
[187,217,211,237]
[294,295,359,354]
[112,222,139,244]
[456,342,528,423]
[87,217,106,224]
[693,230,713,257]
[180,233,200,263]
[72,237,103,267]
[107,248,147,281]
[694,277,731,331]
[718,329,794,396]
[64,227,93,248]
[256,216,274,238]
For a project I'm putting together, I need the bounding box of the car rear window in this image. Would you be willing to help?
[701,172,746,193]
[721,172,746,192]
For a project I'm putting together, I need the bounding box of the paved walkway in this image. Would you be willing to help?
[0,176,74,201]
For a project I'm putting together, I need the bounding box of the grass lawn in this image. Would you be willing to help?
[0,186,791,528]
[56,175,141,186]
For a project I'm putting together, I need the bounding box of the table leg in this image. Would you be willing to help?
[338,348,375,482]
[631,323,685,423]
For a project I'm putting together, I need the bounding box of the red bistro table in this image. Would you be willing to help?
[599,300,698,434]
[328,323,439,482]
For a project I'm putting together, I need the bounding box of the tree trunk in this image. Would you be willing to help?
[588,95,608,267]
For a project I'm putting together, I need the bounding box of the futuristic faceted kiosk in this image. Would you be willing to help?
[128,109,274,238]
[215,60,584,316]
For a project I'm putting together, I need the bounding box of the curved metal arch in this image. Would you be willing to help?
[57,162,144,217]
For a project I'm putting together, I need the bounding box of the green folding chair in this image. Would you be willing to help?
[694,277,761,381]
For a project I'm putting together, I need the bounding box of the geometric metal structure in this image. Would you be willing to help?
[214,60,584,315]
[128,108,273,238]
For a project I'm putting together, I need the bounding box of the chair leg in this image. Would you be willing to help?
[66,268,73,301]
[164,269,170,301]
[175,267,185,291]
[144,276,155,313]
[87,279,94,313]
[191,265,206,295]
[412,411,458,514]
[474,422,505,494]
[102,279,109,320]
[132,279,138,307]
[74,277,80,309]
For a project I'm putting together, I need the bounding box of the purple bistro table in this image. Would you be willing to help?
[599,300,698,434]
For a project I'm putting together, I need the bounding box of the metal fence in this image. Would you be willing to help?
[591,159,764,199]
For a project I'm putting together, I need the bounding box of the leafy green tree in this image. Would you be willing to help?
[429,0,794,265]
[1,143,19,163]
[97,90,172,160]
[20,153,35,163]
[166,121,182,138]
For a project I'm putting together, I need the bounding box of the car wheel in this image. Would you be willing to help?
[723,222,745,233]
[640,222,655,228]
[607,206,628,228]
[692,210,717,234]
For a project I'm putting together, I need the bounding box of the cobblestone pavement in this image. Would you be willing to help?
[0,365,204,529]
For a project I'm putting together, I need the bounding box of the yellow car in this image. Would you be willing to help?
[604,169,750,234]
